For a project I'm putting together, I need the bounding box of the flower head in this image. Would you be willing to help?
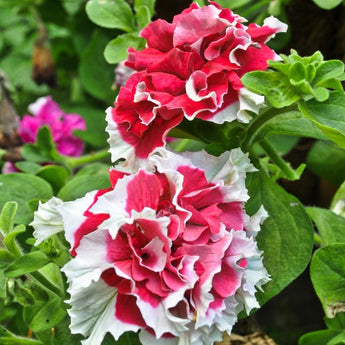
[19,96,86,157]
[106,2,287,169]
[32,148,269,345]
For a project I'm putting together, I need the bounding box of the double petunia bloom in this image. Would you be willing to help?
[31,2,284,344]
[32,149,269,345]
[106,1,286,169]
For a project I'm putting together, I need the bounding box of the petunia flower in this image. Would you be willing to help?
[18,96,86,157]
[31,148,269,345]
[106,2,287,169]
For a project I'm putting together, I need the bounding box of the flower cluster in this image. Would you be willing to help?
[31,2,281,344]
[32,149,269,345]
[106,1,286,169]
[19,96,86,157]
[3,96,86,174]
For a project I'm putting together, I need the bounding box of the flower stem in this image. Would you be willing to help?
[259,138,297,180]
[241,104,298,152]
[67,149,110,168]
[313,233,322,247]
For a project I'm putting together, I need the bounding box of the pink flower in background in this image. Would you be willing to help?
[106,2,287,169]
[19,96,86,157]
[32,148,269,345]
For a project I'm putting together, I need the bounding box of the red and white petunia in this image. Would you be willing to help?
[106,2,287,169]
[32,148,269,345]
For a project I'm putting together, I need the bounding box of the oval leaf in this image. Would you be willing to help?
[299,91,345,150]
[310,244,345,318]
[0,174,53,224]
[306,207,345,246]
[57,174,111,201]
[86,0,135,32]
[246,170,314,305]
[24,297,66,332]
[104,32,141,64]
[5,251,50,278]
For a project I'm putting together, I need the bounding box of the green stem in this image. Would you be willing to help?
[260,138,297,180]
[241,0,271,18]
[30,271,64,298]
[313,232,322,247]
[67,149,110,168]
[241,104,297,152]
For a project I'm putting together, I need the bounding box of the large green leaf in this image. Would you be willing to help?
[299,330,342,345]
[312,0,343,10]
[307,207,345,246]
[310,244,345,318]
[4,251,50,278]
[79,30,116,102]
[246,170,314,305]
[0,174,53,224]
[307,141,345,186]
[86,0,136,32]
[299,91,345,150]
[24,297,66,332]
[57,175,111,201]
[243,109,327,150]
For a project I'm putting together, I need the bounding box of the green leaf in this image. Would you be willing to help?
[325,312,345,330]
[299,330,342,345]
[216,0,251,9]
[0,202,17,235]
[75,162,110,176]
[104,32,141,64]
[79,30,116,102]
[37,315,83,345]
[243,109,328,151]
[58,174,111,201]
[307,141,345,186]
[86,0,136,32]
[289,61,307,83]
[0,269,6,298]
[0,325,42,345]
[21,127,63,164]
[0,249,14,263]
[4,224,26,257]
[5,251,50,278]
[328,331,345,345]
[36,165,69,194]
[24,297,66,332]
[241,71,300,108]
[15,162,42,175]
[310,244,345,318]
[135,6,151,29]
[246,170,314,305]
[299,92,345,150]
[312,0,343,10]
[134,0,155,16]
[314,60,345,87]
[306,207,345,246]
[0,174,53,224]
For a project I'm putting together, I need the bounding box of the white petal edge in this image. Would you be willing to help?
[105,107,154,172]
[31,197,64,246]
[67,278,140,345]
